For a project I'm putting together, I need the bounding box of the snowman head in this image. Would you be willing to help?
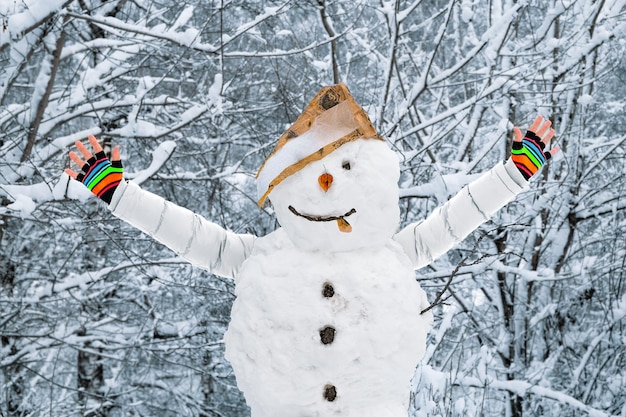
[257,84,400,252]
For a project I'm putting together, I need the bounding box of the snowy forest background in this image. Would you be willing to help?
[1,0,625,416]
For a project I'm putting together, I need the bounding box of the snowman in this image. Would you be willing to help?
[66,84,556,417]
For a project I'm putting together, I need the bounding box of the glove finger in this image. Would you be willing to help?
[111,145,121,162]
[529,115,544,132]
[94,151,107,160]
[69,151,88,171]
[542,128,555,145]
[548,146,560,159]
[536,120,552,138]
[88,135,104,153]
[64,168,79,180]
[75,141,93,160]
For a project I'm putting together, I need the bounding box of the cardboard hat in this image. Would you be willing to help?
[257,83,383,207]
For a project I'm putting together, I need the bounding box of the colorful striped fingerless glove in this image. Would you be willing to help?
[511,130,552,180]
[77,151,123,204]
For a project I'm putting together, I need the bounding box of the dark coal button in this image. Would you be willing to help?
[323,384,337,402]
[320,326,336,345]
[322,282,335,298]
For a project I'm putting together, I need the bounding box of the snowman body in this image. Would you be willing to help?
[224,229,431,417]
[225,139,432,417]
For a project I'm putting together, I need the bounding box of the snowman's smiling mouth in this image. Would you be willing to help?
[288,205,356,233]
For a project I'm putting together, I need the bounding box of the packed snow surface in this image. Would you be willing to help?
[225,140,432,417]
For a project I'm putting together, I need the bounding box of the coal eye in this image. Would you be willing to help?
[342,161,351,170]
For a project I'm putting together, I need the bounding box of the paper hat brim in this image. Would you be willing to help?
[256,83,382,207]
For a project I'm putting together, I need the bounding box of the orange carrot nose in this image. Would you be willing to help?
[318,173,333,192]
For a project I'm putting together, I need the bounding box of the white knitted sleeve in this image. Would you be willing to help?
[109,180,256,280]
[393,159,527,270]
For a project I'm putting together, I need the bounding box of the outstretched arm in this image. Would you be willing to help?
[394,116,557,270]
[66,136,256,280]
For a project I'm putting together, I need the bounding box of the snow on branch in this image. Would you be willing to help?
[219,2,290,46]
[222,28,350,58]
[125,141,177,185]
[386,2,522,138]
[456,376,617,417]
[569,316,625,390]
[0,0,73,52]
[64,11,215,52]
[394,75,511,141]
[64,2,291,55]
[554,19,626,80]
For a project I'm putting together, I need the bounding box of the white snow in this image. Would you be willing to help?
[180,103,208,124]
[126,141,177,185]
[206,73,223,116]
[579,93,593,105]
[312,59,330,71]
[460,0,474,22]
[5,193,37,215]
[29,43,53,122]
[171,5,195,30]
[226,139,433,416]
[0,173,93,216]
[111,119,168,138]
[0,0,68,48]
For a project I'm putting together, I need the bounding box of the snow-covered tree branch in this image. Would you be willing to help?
[1,0,624,416]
